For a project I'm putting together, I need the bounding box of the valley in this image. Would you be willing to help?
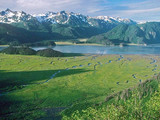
[0,53,160,119]
[0,5,160,120]
[1,9,160,46]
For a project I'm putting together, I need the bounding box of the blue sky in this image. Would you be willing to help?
[0,0,160,22]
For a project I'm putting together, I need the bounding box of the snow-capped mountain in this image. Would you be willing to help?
[34,11,88,25]
[34,10,136,26]
[0,9,136,26]
[1,9,160,46]
[95,16,136,24]
[0,9,137,41]
[0,9,48,31]
[0,9,35,23]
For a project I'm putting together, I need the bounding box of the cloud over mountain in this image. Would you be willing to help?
[0,0,160,22]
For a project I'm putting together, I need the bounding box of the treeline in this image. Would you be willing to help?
[24,41,56,47]
[0,46,63,57]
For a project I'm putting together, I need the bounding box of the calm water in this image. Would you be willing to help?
[1,45,160,54]
[33,45,160,54]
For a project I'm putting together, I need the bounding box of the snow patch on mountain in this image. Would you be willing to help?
[95,16,136,24]
[0,9,137,25]
[0,9,33,23]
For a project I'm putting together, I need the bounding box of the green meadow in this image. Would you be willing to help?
[0,53,160,119]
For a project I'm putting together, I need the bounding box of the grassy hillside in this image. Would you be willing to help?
[63,79,160,120]
[0,54,159,119]
[51,24,108,38]
[0,23,62,45]
[0,23,114,45]
[88,22,160,45]
[2,21,160,46]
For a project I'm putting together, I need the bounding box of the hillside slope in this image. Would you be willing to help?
[88,22,160,45]
[63,76,160,119]
[0,23,61,45]
[0,9,136,40]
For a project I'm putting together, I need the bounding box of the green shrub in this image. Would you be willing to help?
[62,79,160,120]
[18,47,37,55]
[37,48,63,57]
[1,46,36,55]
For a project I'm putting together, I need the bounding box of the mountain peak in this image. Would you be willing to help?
[5,8,12,12]
[0,9,137,25]
[0,9,33,23]
[60,10,66,14]
[95,16,136,24]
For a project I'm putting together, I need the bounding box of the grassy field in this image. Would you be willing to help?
[0,53,160,119]
[63,80,160,120]
[0,45,9,47]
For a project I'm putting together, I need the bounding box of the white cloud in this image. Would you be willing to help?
[115,0,160,21]
[16,0,50,8]
[95,0,160,22]
[14,0,97,14]
[0,0,17,11]
[0,0,160,22]
[87,8,103,13]
[122,7,160,14]
[0,0,106,16]
[16,0,82,10]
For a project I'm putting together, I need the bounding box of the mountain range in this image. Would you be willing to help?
[88,22,160,45]
[0,9,160,45]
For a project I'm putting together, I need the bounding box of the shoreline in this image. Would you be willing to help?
[55,42,105,46]
[55,42,147,47]
[0,43,150,48]
[0,42,148,47]
[0,45,9,47]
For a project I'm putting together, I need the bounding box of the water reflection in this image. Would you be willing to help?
[1,45,160,54]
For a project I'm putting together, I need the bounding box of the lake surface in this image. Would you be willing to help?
[33,45,160,54]
[1,45,160,54]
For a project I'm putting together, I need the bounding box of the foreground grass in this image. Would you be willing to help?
[63,80,160,120]
[0,53,160,119]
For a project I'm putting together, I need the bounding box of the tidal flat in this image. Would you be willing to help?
[0,53,159,119]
